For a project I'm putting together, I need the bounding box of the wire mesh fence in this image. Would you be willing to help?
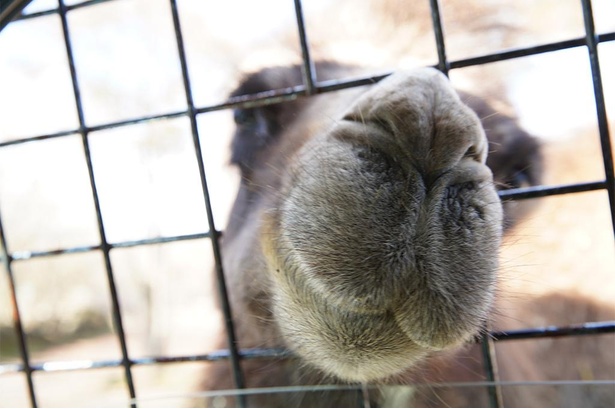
[0,0,614,407]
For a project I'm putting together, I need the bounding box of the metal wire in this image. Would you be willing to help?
[580,0,615,235]
[8,0,117,22]
[56,0,137,406]
[428,0,450,76]
[480,336,503,408]
[128,379,615,407]
[0,32,613,149]
[1,321,612,375]
[0,0,32,31]
[168,1,247,406]
[0,0,613,407]
[0,210,37,407]
[293,0,317,95]
[491,320,615,341]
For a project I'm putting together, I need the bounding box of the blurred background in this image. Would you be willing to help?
[0,0,614,406]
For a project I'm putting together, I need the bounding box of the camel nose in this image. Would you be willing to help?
[339,68,489,181]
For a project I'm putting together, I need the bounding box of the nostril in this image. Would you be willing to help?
[464,140,489,164]
[463,145,480,162]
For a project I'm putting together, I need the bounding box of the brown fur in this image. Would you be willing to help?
[198,63,613,407]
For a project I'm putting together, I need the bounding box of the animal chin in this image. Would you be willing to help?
[270,294,431,382]
[302,314,474,383]
[269,264,489,383]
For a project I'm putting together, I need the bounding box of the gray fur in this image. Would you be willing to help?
[199,65,544,407]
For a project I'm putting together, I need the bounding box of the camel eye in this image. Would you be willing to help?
[505,171,530,189]
[234,109,257,126]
